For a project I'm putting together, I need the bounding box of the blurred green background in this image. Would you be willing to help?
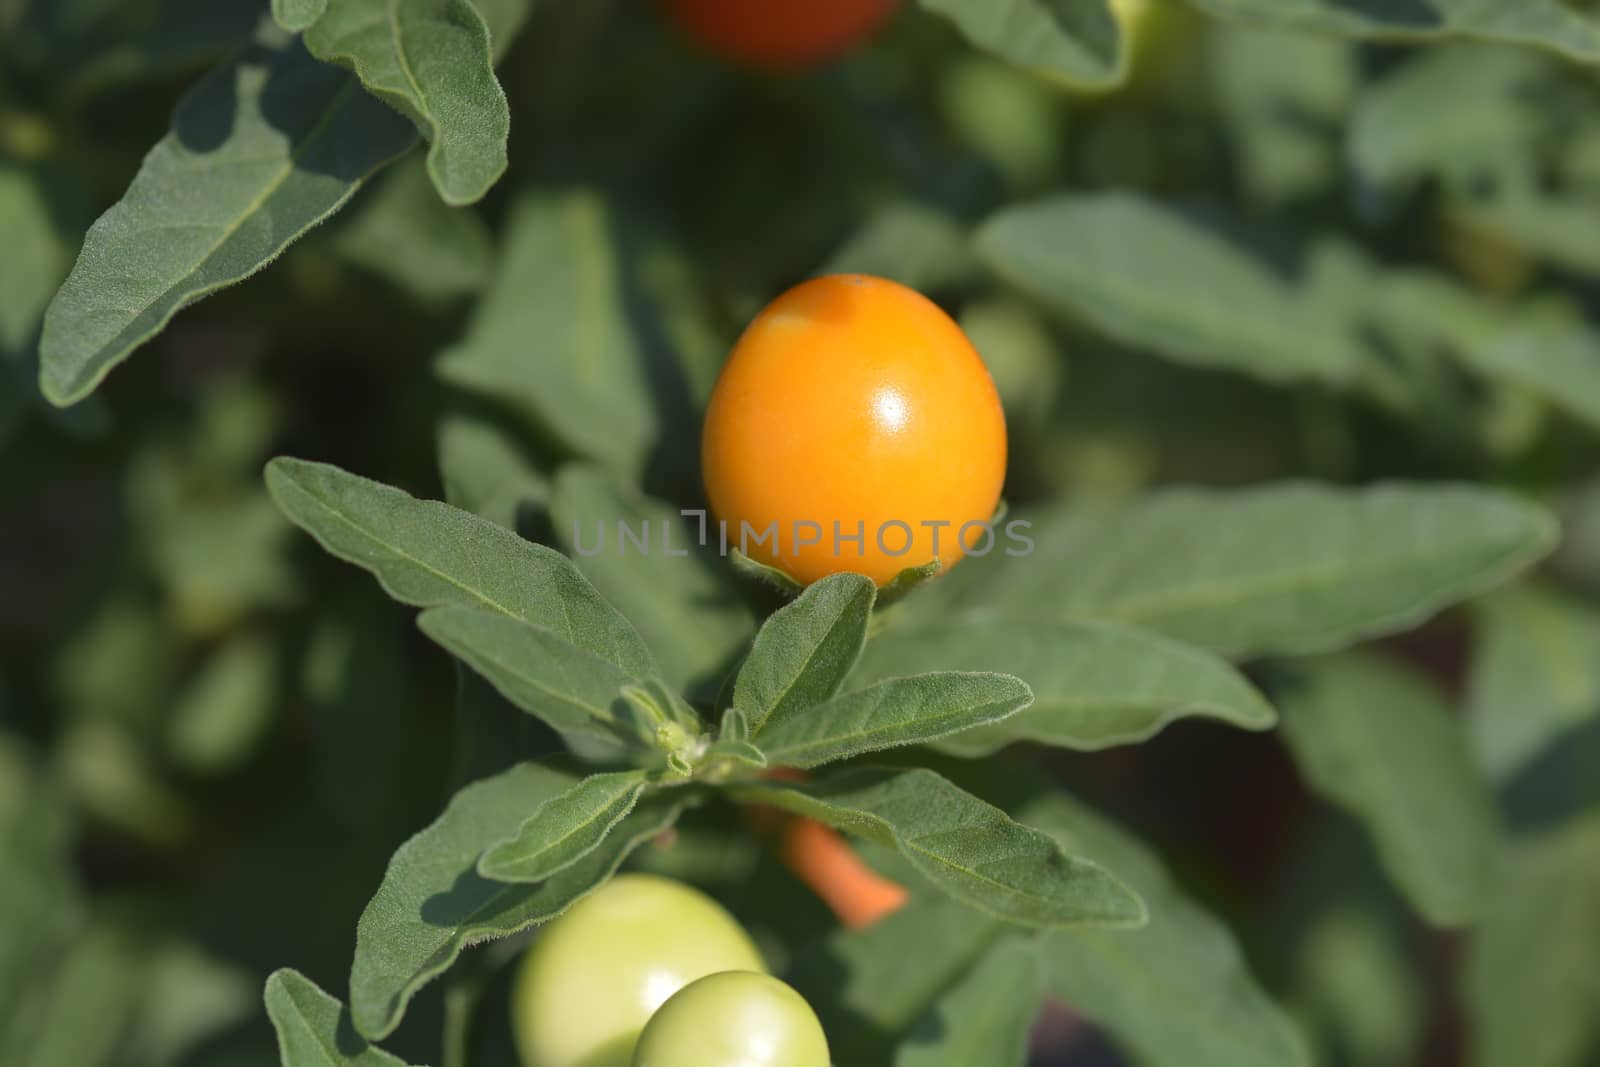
[5,1,1600,1065]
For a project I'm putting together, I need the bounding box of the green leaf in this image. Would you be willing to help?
[933,482,1558,659]
[0,739,85,1063]
[1293,242,1443,412]
[50,594,180,733]
[416,607,647,749]
[919,0,1126,90]
[628,234,730,411]
[0,161,71,360]
[1457,171,1600,279]
[38,21,416,406]
[1210,26,1355,205]
[701,738,767,770]
[436,408,549,531]
[350,761,681,1040]
[937,57,1063,195]
[296,0,508,205]
[330,156,494,303]
[167,632,279,774]
[977,193,1366,390]
[1303,248,1600,434]
[851,617,1276,754]
[893,938,1042,1067]
[1467,585,1600,782]
[437,192,661,480]
[265,968,413,1067]
[140,490,301,629]
[550,467,754,696]
[623,679,703,735]
[727,548,805,595]
[736,573,875,736]
[478,770,648,884]
[271,0,326,33]
[959,297,1063,430]
[823,202,979,292]
[264,458,657,679]
[1348,45,1550,193]
[3,915,148,1067]
[1022,792,1312,1067]
[1310,251,1475,378]
[877,560,945,607]
[729,768,1144,928]
[1276,653,1499,926]
[1186,0,1600,64]
[0,160,77,440]
[58,721,195,848]
[719,707,749,742]
[125,943,256,1067]
[758,672,1033,769]
[1465,816,1600,1067]
[1456,301,1600,435]
[789,893,1004,1065]
[1292,906,1423,1067]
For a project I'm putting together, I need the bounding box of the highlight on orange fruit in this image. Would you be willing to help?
[659,0,904,69]
[702,274,1008,587]
[780,817,908,929]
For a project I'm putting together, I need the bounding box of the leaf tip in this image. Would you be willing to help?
[474,843,511,880]
[262,455,305,504]
[1118,884,1151,928]
[36,369,78,409]
[35,322,97,408]
[270,0,327,33]
[262,967,291,999]
[348,988,398,1044]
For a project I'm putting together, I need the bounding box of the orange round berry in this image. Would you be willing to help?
[660,0,903,69]
[701,274,1007,587]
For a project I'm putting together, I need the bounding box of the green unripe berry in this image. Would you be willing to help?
[631,971,831,1067]
[511,874,767,1067]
